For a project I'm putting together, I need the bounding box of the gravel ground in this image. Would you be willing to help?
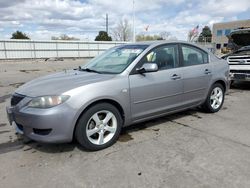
[0,59,250,188]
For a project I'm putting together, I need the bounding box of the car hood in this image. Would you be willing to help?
[15,70,115,97]
[228,29,250,47]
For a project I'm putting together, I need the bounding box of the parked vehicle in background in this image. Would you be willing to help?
[6,41,229,151]
[222,28,250,83]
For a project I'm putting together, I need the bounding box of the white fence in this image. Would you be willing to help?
[0,39,215,59]
[0,39,128,59]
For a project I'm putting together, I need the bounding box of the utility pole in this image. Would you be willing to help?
[133,0,135,42]
[106,13,109,34]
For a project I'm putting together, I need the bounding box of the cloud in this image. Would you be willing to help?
[0,0,249,40]
[200,0,250,16]
[0,0,25,8]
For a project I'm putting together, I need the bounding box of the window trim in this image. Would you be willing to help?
[129,43,180,75]
[179,43,209,67]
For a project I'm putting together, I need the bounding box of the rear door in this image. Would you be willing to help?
[180,44,212,105]
[129,44,184,121]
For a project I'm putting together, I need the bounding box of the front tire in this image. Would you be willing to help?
[75,103,122,151]
[202,83,225,113]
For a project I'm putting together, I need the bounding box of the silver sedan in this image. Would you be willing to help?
[6,41,229,150]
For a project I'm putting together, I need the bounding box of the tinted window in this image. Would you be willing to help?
[141,45,178,70]
[224,29,231,36]
[216,43,221,49]
[217,30,223,36]
[181,45,208,66]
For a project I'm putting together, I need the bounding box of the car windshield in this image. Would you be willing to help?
[81,45,148,74]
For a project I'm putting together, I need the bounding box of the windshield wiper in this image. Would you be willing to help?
[78,66,102,74]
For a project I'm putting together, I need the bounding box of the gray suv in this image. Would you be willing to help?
[6,41,229,150]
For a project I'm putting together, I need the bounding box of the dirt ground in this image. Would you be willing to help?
[0,59,250,188]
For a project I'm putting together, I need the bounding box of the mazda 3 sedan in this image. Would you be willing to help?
[6,41,229,150]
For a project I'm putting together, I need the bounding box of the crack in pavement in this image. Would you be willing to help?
[0,130,11,135]
[0,140,24,155]
[0,94,11,103]
[168,119,250,149]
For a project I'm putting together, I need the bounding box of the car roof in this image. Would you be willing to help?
[125,40,181,45]
[121,40,210,53]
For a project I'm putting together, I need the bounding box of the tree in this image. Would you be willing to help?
[188,25,199,42]
[159,31,177,40]
[136,32,177,41]
[112,19,132,41]
[136,34,162,41]
[198,26,212,42]
[188,30,198,42]
[11,31,30,39]
[159,31,171,40]
[95,31,112,41]
[51,34,79,40]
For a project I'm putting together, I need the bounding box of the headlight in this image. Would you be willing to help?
[27,95,70,108]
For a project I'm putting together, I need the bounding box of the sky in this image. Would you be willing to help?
[0,0,249,41]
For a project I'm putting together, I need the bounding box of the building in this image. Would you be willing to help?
[212,19,250,52]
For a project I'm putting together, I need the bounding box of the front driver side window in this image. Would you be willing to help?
[140,45,178,70]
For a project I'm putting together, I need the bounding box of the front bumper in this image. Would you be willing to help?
[229,64,250,81]
[6,101,77,143]
[229,72,250,81]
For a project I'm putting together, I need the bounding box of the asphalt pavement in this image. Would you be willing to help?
[0,59,250,188]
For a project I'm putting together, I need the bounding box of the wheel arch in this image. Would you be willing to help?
[72,98,125,139]
[212,79,227,91]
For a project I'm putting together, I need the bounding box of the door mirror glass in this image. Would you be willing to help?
[136,63,158,73]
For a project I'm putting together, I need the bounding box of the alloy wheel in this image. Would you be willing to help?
[86,110,117,145]
[210,87,223,110]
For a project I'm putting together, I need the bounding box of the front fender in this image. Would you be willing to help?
[63,76,131,138]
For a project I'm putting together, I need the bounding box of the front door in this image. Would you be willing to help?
[129,44,184,121]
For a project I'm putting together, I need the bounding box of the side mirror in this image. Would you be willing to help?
[136,63,158,74]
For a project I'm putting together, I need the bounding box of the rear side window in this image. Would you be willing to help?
[181,45,208,66]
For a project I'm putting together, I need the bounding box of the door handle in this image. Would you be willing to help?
[204,69,211,74]
[171,74,181,80]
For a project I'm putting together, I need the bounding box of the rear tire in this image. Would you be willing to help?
[202,83,225,113]
[75,103,122,151]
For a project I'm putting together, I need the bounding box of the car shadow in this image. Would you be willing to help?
[231,81,250,90]
[0,109,203,154]
[27,142,77,153]
[120,108,200,135]
[33,109,202,153]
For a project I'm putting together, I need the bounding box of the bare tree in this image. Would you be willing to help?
[188,30,198,42]
[159,31,177,40]
[136,34,162,41]
[51,34,79,40]
[159,31,171,40]
[112,19,132,41]
[188,26,199,42]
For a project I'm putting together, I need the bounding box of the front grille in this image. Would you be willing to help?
[11,93,25,106]
[227,55,250,64]
[230,70,250,74]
